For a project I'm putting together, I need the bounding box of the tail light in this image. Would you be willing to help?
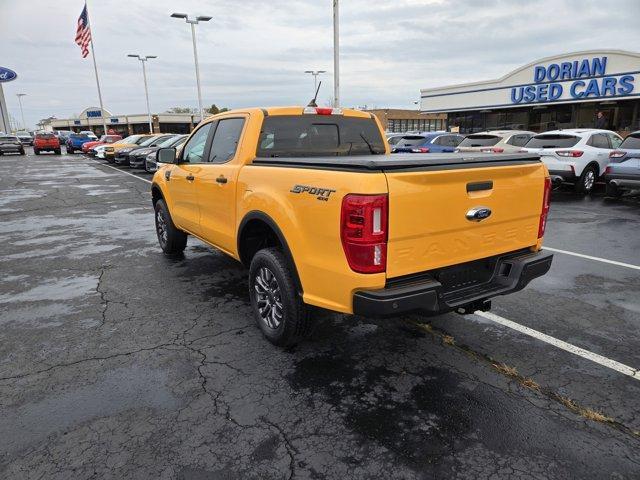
[556,150,583,157]
[609,150,626,159]
[538,177,551,238]
[303,106,343,115]
[340,194,388,273]
[480,147,504,153]
[411,147,430,153]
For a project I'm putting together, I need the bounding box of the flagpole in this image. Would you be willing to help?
[85,1,107,136]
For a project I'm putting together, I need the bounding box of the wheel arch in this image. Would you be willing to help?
[238,211,303,294]
[151,183,164,206]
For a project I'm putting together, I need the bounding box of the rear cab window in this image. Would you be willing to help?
[524,134,580,148]
[458,135,501,147]
[256,115,385,157]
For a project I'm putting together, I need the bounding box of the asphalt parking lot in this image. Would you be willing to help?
[1,150,640,479]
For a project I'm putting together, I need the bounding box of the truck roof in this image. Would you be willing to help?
[204,106,373,119]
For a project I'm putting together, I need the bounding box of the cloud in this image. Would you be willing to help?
[0,0,639,128]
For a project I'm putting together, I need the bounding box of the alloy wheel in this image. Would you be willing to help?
[584,170,595,191]
[156,210,168,246]
[254,267,283,330]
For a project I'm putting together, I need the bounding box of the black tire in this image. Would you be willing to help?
[19,149,25,155]
[55,149,61,155]
[574,164,597,194]
[154,199,187,254]
[605,182,624,198]
[67,147,74,154]
[34,149,40,155]
[249,248,311,347]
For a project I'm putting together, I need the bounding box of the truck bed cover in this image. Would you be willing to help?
[252,152,541,172]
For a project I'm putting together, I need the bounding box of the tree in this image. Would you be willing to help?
[207,104,229,115]
[166,107,198,114]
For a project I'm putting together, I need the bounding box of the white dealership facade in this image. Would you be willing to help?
[420,50,640,134]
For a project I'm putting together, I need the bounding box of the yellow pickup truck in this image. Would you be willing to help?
[151,106,553,346]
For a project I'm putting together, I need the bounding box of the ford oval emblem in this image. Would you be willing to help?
[466,206,492,222]
[0,66,17,83]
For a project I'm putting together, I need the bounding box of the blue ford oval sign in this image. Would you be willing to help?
[466,206,492,222]
[0,67,17,83]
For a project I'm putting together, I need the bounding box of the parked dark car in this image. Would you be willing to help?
[0,135,26,155]
[129,134,186,169]
[114,134,176,166]
[144,135,188,172]
[605,131,640,197]
[16,132,33,146]
[391,132,465,153]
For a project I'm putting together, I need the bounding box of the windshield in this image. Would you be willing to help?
[70,134,89,139]
[524,134,580,148]
[120,135,141,144]
[159,135,182,148]
[458,135,501,147]
[144,135,175,147]
[619,134,640,150]
[135,135,153,144]
[256,115,385,157]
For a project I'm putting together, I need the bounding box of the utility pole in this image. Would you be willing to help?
[171,13,212,123]
[16,93,26,131]
[128,55,157,133]
[333,0,340,108]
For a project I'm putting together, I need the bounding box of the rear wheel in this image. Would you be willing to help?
[605,182,624,198]
[154,199,187,254]
[34,149,40,155]
[574,165,597,194]
[55,149,61,155]
[249,248,312,347]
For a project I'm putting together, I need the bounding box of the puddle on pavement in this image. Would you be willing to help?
[0,365,179,455]
[0,274,98,303]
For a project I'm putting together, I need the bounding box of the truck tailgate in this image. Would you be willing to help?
[384,161,546,278]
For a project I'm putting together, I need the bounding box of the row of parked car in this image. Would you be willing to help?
[78,132,188,173]
[387,128,640,197]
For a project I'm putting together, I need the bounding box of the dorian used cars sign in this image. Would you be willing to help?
[0,67,18,83]
[419,50,640,112]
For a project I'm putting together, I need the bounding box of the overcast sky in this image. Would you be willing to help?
[1,0,640,129]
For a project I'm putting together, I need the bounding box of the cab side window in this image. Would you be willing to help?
[208,118,245,163]
[181,123,213,163]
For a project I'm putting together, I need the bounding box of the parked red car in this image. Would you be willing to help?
[33,133,61,155]
[82,134,123,154]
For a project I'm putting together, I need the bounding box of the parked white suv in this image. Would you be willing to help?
[456,130,536,153]
[522,129,623,194]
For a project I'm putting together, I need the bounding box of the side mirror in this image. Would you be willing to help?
[157,147,177,164]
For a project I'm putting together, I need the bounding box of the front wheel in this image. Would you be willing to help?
[67,147,74,154]
[574,165,597,194]
[55,149,61,155]
[249,248,312,347]
[19,149,25,155]
[34,149,40,155]
[154,199,187,254]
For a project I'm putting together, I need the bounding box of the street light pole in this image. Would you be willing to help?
[333,0,340,108]
[16,93,26,131]
[128,54,157,133]
[171,13,212,123]
[304,70,326,97]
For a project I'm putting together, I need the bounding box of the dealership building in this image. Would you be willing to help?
[420,50,640,135]
[42,107,199,136]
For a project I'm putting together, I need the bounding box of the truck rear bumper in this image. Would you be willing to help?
[353,249,553,317]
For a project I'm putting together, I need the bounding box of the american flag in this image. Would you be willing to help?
[75,4,92,58]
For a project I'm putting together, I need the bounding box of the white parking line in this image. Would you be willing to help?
[474,310,640,381]
[94,161,152,184]
[544,246,640,271]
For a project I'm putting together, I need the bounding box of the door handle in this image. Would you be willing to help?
[216,175,228,184]
[186,174,195,182]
